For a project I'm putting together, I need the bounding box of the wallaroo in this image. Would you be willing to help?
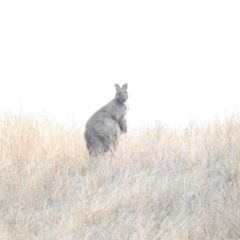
[84,83,128,158]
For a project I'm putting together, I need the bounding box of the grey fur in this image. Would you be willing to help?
[84,83,128,158]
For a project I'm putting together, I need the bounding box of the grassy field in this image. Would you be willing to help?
[0,112,240,239]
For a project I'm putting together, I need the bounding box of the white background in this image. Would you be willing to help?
[0,1,240,129]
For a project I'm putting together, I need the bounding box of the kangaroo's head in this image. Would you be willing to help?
[115,83,128,103]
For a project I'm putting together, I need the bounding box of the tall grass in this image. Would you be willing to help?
[0,112,240,239]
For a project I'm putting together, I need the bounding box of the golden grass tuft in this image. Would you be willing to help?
[0,112,240,239]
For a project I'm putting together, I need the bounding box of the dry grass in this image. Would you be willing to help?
[0,112,240,239]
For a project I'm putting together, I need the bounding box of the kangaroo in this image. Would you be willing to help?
[84,83,128,158]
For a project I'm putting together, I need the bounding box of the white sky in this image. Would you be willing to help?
[0,1,240,129]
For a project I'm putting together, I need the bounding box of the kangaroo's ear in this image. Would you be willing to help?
[115,84,121,91]
[122,83,128,90]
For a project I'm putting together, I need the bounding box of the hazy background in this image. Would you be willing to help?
[0,1,239,129]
